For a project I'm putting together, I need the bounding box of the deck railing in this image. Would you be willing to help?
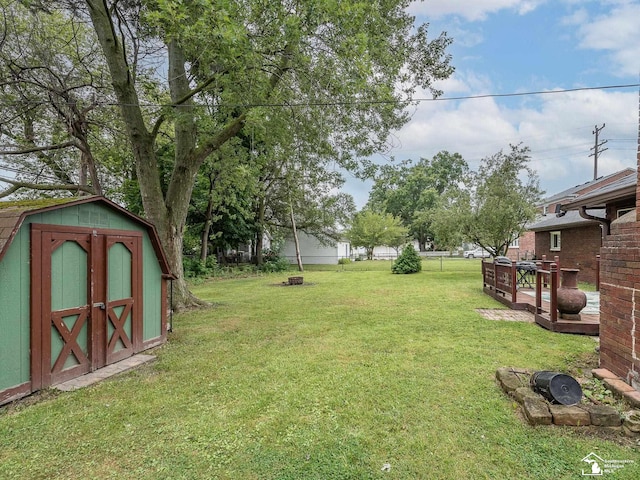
[482,254,559,315]
[534,257,559,322]
[482,254,599,335]
[481,260,517,304]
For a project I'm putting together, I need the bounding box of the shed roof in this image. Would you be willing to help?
[0,196,174,277]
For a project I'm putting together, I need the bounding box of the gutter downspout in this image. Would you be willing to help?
[578,206,610,236]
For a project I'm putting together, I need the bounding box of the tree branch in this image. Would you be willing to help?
[192,43,294,164]
[150,113,166,141]
[0,141,76,155]
[0,176,95,198]
[173,74,219,107]
[0,183,20,199]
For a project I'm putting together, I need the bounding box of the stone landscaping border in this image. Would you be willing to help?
[496,367,640,437]
[592,368,640,408]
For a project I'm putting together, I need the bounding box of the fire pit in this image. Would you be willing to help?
[287,276,304,285]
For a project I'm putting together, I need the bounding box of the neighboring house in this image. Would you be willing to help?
[281,232,350,264]
[363,241,421,260]
[281,233,421,264]
[512,169,636,278]
[559,172,637,225]
[507,233,535,261]
[0,196,173,405]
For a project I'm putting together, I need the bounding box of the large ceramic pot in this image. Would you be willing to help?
[557,268,587,320]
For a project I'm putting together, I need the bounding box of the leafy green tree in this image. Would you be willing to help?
[392,244,422,274]
[187,140,256,263]
[87,0,453,309]
[0,1,119,198]
[15,0,452,309]
[429,193,466,253]
[347,211,408,260]
[367,152,468,251]
[246,119,356,267]
[434,144,542,257]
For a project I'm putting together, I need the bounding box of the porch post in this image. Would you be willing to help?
[549,262,558,323]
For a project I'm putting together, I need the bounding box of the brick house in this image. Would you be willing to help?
[512,169,637,283]
[528,210,604,284]
[558,169,639,388]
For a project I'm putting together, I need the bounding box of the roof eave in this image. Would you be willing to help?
[560,185,637,211]
[529,220,599,232]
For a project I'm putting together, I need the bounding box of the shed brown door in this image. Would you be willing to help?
[104,234,142,364]
[31,225,142,390]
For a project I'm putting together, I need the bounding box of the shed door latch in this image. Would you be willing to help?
[93,302,106,310]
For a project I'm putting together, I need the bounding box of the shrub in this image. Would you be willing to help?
[260,249,290,273]
[183,255,223,278]
[338,257,351,265]
[392,245,422,274]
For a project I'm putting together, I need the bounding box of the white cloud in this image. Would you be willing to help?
[408,0,547,22]
[447,23,485,48]
[560,8,589,26]
[571,3,640,76]
[516,90,637,187]
[382,88,638,200]
[346,2,639,209]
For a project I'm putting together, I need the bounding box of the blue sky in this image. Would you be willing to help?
[346,0,640,207]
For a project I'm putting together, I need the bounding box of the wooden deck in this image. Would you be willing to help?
[482,259,599,336]
[517,289,599,335]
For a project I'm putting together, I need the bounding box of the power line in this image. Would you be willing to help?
[0,83,638,109]
[422,83,640,103]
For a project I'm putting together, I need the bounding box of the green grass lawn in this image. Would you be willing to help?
[1,259,638,479]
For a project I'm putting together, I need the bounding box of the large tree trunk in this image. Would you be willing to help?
[86,1,165,219]
[86,1,286,309]
[86,1,197,310]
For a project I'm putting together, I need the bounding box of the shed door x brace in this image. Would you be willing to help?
[30,224,142,390]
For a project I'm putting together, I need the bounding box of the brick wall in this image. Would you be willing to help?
[597,94,639,389]
[507,231,536,261]
[599,217,640,388]
[534,225,602,284]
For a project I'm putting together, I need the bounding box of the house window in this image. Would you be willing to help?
[617,207,634,218]
[550,231,561,251]
[509,238,519,248]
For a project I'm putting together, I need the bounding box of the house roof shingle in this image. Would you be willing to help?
[560,173,637,210]
[528,209,605,232]
[541,168,635,206]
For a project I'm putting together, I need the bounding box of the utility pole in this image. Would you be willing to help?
[589,123,608,180]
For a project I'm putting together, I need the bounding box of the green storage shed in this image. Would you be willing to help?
[0,196,173,405]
